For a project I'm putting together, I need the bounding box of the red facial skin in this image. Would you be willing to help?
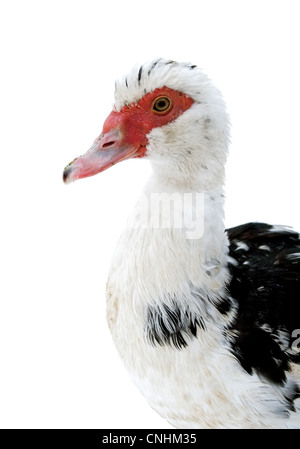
[63,86,194,183]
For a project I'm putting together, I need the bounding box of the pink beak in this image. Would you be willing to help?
[63,110,147,184]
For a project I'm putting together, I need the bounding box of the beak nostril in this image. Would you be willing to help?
[97,128,122,150]
[102,141,116,149]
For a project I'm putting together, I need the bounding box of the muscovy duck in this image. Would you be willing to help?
[63,58,300,428]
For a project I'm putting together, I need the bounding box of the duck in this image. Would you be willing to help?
[63,58,300,429]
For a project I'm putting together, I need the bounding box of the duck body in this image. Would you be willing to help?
[106,188,300,429]
[63,59,300,428]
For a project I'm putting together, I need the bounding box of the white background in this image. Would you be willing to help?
[0,0,299,429]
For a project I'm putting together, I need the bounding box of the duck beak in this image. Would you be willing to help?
[63,110,147,184]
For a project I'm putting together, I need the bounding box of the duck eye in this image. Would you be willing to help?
[152,96,172,115]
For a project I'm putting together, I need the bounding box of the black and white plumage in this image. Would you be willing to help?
[226,222,300,384]
[63,59,300,428]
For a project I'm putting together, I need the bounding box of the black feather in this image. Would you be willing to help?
[138,65,143,84]
[145,301,206,350]
[147,58,162,76]
[226,222,300,384]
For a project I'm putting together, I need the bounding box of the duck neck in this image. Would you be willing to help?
[143,170,227,246]
[137,172,229,288]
